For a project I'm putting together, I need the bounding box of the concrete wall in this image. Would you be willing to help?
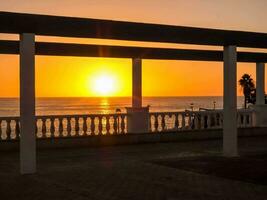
[1,127,267,152]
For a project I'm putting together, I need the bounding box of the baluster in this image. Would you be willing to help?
[188,114,192,129]
[106,116,111,135]
[158,115,162,131]
[6,120,11,140]
[211,113,215,128]
[213,114,217,128]
[149,115,153,132]
[113,116,118,134]
[91,117,96,135]
[215,114,219,128]
[208,113,213,128]
[83,117,87,135]
[248,114,252,127]
[217,113,221,128]
[15,119,20,139]
[98,116,103,135]
[154,115,159,132]
[220,113,223,128]
[219,113,222,127]
[248,114,251,126]
[121,115,126,134]
[50,118,55,137]
[169,114,174,130]
[175,114,179,130]
[207,114,211,129]
[58,118,64,137]
[245,114,249,127]
[244,113,249,127]
[244,114,247,127]
[118,116,123,134]
[240,114,245,127]
[75,117,80,136]
[181,114,186,130]
[200,115,205,129]
[193,114,198,130]
[171,114,175,129]
[41,119,46,138]
[161,115,166,131]
[66,118,72,136]
[124,116,128,134]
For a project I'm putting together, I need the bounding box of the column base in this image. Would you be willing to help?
[126,106,149,134]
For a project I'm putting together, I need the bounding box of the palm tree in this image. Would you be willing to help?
[238,74,255,108]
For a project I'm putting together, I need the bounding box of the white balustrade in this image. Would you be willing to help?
[0,114,127,141]
[0,117,20,140]
[149,110,254,133]
[0,110,254,141]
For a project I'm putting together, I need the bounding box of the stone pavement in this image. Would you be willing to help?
[1,136,267,200]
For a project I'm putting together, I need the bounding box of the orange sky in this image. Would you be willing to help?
[0,0,267,97]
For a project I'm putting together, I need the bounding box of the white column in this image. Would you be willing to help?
[126,58,149,133]
[20,33,36,174]
[132,58,142,108]
[256,63,265,105]
[223,45,238,157]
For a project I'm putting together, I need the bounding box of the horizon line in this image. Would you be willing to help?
[0,95,244,98]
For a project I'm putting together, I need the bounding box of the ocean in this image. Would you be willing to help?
[0,96,245,116]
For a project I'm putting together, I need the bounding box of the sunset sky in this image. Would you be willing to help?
[1,0,267,97]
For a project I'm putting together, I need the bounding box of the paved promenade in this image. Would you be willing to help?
[1,136,267,200]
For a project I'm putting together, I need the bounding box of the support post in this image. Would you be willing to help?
[20,33,36,174]
[256,63,265,105]
[126,58,149,133]
[132,58,142,108]
[223,45,238,157]
[253,63,267,127]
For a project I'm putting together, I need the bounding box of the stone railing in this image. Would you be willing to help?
[0,109,254,141]
[0,114,127,141]
[149,109,253,132]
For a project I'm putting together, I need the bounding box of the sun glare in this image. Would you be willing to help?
[91,75,116,96]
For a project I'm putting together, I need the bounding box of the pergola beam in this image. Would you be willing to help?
[0,40,267,63]
[1,11,267,48]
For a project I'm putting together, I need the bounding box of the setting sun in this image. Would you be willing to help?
[91,74,117,96]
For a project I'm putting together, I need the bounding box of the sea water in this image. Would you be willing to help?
[0,96,245,116]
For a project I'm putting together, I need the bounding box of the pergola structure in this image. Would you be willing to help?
[0,12,266,174]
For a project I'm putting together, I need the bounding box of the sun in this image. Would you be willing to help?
[91,75,116,96]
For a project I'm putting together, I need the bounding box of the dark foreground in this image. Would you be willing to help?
[1,136,267,200]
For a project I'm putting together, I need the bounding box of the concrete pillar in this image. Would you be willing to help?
[256,63,265,105]
[20,33,36,174]
[132,58,142,108]
[253,63,267,127]
[223,45,238,157]
[126,58,149,133]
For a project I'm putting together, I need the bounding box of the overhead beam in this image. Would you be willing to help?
[0,40,267,63]
[1,11,267,48]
